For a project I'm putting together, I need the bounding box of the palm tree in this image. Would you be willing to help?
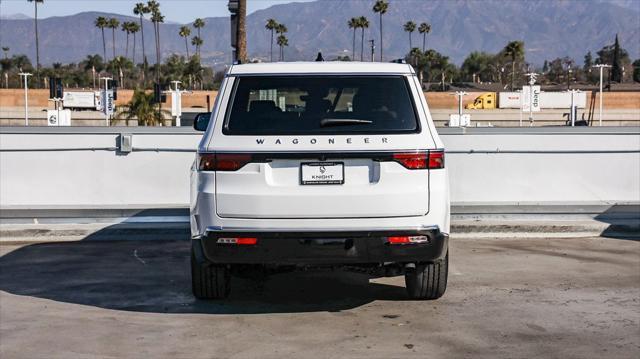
[95,17,108,61]
[192,18,205,57]
[2,47,9,59]
[116,88,169,126]
[129,23,140,64]
[372,0,388,62]
[265,19,279,62]
[191,36,203,58]
[107,18,120,59]
[121,22,133,59]
[503,40,525,90]
[148,1,164,81]
[27,0,44,84]
[133,3,150,64]
[348,18,358,61]
[179,26,192,58]
[418,22,431,52]
[403,21,416,52]
[358,16,369,61]
[236,0,247,62]
[277,34,288,61]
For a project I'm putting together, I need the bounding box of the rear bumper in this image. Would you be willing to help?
[197,226,448,265]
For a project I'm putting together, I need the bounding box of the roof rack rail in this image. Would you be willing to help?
[390,59,406,64]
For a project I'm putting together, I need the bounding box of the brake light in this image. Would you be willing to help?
[428,150,445,169]
[392,152,427,169]
[387,236,430,244]
[198,153,252,171]
[216,237,258,245]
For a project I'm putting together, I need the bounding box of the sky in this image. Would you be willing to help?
[0,0,315,23]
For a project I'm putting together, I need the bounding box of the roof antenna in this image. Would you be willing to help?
[315,52,324,62]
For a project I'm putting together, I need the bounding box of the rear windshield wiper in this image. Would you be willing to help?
[320,118,373,127]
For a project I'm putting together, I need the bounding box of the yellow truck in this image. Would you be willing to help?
[465,92,497,109]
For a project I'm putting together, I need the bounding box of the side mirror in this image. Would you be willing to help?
[193,112,211,132]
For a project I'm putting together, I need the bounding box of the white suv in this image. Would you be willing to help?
[191,62,450,300]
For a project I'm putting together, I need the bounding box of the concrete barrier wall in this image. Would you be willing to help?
[1,127,639,209]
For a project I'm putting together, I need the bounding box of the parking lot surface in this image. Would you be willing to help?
[0,235,638,358]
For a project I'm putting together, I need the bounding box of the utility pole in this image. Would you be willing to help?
[100,76,112,126]
[592,64,611,126]
[19,72,32,126]
[369,39,375,62]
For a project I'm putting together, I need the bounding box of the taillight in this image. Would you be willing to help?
[391,150,444,169]
[216,237,258,245]
[198,153,252,171]
[393,152,427,169]
[428,150,445,169]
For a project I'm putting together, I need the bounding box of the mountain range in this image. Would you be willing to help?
[1,0,638,66]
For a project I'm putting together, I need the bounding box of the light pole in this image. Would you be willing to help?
[18,72,32,126]
[592,64,611,126]
[100,76,112,126]
[369,39,375,62]
[524,72,538,126]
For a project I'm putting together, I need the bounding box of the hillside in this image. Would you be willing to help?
[1,0,638,66]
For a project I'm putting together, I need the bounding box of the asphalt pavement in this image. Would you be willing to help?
[0,235,638,358]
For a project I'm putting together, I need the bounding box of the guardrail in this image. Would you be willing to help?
[1,127,639,209]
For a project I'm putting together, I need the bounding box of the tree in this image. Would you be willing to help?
[133,3,150,64]
[191,36,204,59]
[121,22,133,59]
[418,22,431,52]
[265,19,279,62]
[357,16,369,61]
[403,21,416,52]
[236,0,247,62]
[2,47,9,59]
[148,1,164,81]
[82,54,104,73]
[348,18,358,61]
[179,26,192,58]
[192,18,205,57]
[107,18,120,59]
[611,34,623,82]
[372,0,389,62]
[95,17,108,61]
[275,24,288,61]
[460,51,493,83]
[633,59,640,83]
[27,0,44,84]
[129,23,141,64]
[503,40,524,90]
[277,35,288,61]
[116,88,169,126]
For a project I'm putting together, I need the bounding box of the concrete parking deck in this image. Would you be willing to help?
[0,235,638,358]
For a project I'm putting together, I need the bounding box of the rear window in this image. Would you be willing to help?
[223,76,419,135]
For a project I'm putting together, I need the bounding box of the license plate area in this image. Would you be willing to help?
[300,162,344,185]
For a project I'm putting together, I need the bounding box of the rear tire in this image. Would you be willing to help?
[405,252,448,300]
[191,241,230,299]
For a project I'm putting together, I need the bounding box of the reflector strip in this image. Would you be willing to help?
[216,237,258,245]
[387,236,430,244]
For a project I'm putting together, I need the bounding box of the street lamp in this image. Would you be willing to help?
[592,64,612,126]
[18,72,32,126]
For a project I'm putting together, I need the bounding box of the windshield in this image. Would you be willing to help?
[223,76,419,135]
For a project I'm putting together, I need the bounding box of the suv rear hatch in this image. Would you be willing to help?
[207,75,438,219]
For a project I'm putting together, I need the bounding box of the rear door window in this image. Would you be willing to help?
[223,76,419,135]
